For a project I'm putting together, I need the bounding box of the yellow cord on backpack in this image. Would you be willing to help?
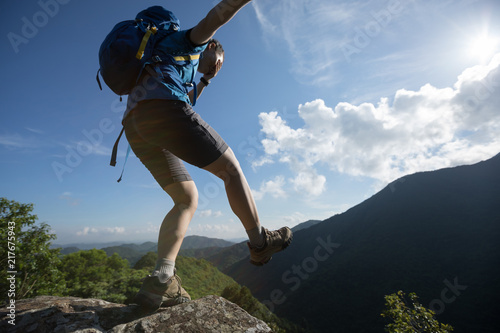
[173,54,201,62]
[136,26,158,60]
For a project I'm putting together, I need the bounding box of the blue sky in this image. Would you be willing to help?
[1,0,500,245]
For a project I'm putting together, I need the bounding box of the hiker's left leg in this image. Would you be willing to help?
[203,146,293,262]
[202,147,260,231]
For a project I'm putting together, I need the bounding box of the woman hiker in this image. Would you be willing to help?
[124,0,293,309]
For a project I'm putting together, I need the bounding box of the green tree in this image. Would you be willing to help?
[0,198,65,303]
[381,290,454,333]
[221,284,302,333]
[133,251,157,270]
[59,249,133,303]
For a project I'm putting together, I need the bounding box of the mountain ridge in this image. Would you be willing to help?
[225,153,500,332]
[54,220,322,268]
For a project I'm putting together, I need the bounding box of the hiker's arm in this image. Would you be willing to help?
[190,0,252,45]
[188,59,223,104]
[188,81,207,104]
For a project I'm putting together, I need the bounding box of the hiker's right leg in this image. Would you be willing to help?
[124,100,215,278]
[124,104,194,308]
[158,180,198,263]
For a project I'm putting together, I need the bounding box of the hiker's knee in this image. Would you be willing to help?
[164,181,198,212]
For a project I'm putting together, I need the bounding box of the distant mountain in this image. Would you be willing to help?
[52,241,126,250]
[203,242,249,271]
[226,153,500,332]
[54,222,317,264]
[59,247,80,255]
[101,242,157,266]
[56,237,236,266]
[180,235,234,249]
[181,219,324,272]
[291,219,321,232]
[118,241,157,252]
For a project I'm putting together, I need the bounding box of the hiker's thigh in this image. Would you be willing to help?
[127,100,228,169]
[124,114,192,188]
[202,147,242,182]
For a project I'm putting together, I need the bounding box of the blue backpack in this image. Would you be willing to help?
[98,6,183,181]
[98,6,203,181]
[96,6,181,96]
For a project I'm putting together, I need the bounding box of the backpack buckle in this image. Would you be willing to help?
[152,55,162,63]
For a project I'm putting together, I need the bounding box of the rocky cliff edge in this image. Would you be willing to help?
[0,295,272,333]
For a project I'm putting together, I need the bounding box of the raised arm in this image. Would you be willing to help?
[189,0,252,45]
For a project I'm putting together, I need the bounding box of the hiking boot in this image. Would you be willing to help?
[248,226,293,266]
[133,273,191,311]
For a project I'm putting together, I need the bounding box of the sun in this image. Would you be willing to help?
[468,33,499,62]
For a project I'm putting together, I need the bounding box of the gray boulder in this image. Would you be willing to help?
[0,295,272,333]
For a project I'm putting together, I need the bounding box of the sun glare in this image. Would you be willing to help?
[468,33,499,62]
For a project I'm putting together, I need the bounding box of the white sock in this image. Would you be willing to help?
[246,225,265,248]
[152,258,175,283]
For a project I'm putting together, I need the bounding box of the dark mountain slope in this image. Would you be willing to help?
[227,153,500,332]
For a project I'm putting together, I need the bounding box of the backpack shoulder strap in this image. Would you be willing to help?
[110,126,125,167]
[117,144,131,183]
[110,126,132,182]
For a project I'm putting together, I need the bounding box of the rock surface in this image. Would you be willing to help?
[0,295,272,333]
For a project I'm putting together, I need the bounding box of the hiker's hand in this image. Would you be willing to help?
[204,59,223,81]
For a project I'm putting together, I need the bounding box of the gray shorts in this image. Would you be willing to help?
[123,99,228,187]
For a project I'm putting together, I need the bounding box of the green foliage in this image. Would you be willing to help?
[57,251,243,305]
[0,198,65,303]
[175,256,237,300]
[221,284,303,333]
[101,245,150,266]
[222,284,270,320]
[133,251,157,270]
[381,291,454,333]
[0,198,303,331]
[59,249,139,303]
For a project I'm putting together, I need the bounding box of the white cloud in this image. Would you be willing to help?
[251,155,274,171]
[59,192,81,206]
[104,227,125,234]
[187,223,241,239]
[290,171,326,197]
[255,54,500,187]
[282,212,308,227]
[134,222,160,234]
[25,127,45,135]
[69,140,112,156]
[76,227,98,236]
[0,133,40,149]
[253,1,357,83]
[198,210,223,218]
[76,226,125,236]
[252,0,409,85]
[252,175,287,200]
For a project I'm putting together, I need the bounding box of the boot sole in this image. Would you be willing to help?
[161,296,191,308]
[135,287,192,308]
[133,290,162,311]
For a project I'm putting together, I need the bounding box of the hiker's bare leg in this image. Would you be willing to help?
[157,180,198,261]
[203,147,260,231]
